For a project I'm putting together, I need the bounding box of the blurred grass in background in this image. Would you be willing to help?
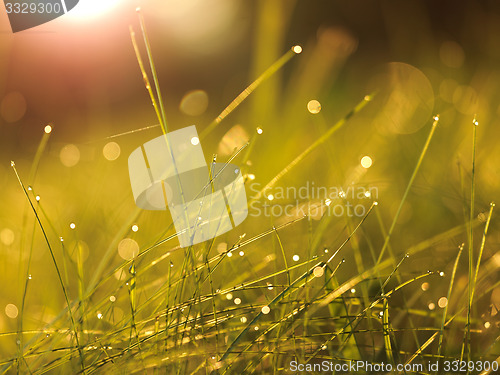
[0,0,499,373]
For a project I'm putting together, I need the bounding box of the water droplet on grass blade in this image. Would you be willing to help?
[313,267,324,278]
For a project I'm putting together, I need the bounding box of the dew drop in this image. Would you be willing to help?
[438,297,448,308]
[307,100,321,114]
[313,267,324,278]
[129,265,136,275]
[360,156,373,169]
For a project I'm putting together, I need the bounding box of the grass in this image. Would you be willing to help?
[1,6,499,375]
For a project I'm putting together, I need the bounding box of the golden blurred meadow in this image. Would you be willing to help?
[0,0,500,373]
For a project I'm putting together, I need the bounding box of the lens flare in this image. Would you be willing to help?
[66,0,122,19]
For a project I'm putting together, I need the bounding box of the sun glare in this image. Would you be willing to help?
[66,0,121,19]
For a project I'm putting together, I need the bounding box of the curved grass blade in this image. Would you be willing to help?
[200,46,302,139]
[377,114,440,264]
[250,94,375,203]
[437,243,464,363]
[11,162,85,373]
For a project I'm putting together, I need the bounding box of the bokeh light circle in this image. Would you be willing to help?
[439,41,465,68]
[60,144,81,167]
[5,304,18,319]
[103,142,121,161]
[0,228,15,246]
[180,90,209,116]
[118,238,139,260]
[218,125,249,156]
[369,62,434,134]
